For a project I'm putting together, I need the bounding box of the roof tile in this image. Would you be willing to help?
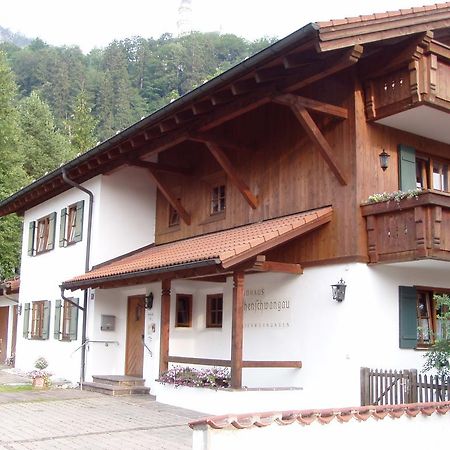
[63,207,333,288]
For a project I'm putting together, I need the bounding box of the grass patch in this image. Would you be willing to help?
[0,384,33,392]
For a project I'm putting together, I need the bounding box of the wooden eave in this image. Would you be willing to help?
[316,4,450,51]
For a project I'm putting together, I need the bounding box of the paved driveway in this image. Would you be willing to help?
[0,370,202,449]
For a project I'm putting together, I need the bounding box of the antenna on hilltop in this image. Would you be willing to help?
[177,0,193,36]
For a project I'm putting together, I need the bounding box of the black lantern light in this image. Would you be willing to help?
[379,149,390,171]
[144,292,154,309]
[331,278,347,302]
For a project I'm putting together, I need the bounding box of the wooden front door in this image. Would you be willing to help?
[0,307,9,364]
[125,296,145,377]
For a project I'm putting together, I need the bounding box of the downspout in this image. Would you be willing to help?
[60,169,94,386]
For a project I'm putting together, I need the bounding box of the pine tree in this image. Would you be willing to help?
[66,88,98,154]
[19,91,73,180]
[0,51,28,278]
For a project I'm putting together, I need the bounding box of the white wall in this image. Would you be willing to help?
[149,262,450,411]
[15,167,157,383]
[90,166,156,265]
[191,404,450,450]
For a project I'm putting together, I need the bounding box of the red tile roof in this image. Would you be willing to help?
[1,277,20,294]
[189,401,450,429]
[315,2,450,50]
[317,2,450,27]
[62,207,332,290]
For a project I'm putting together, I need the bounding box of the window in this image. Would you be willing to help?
[399,286,449,349]
[28,212,57,256]
[54,299,79,341]
[168,203,180,227]
[23,301,51,340]
[399,144,450,193]
[59,201,84,247]
[211,185,226,215]
[206,294,223,328]
[175,294,192,327]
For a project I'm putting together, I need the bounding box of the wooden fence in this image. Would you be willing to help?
[361,367,450,406]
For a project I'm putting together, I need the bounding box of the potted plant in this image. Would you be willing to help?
[28,357,51,389]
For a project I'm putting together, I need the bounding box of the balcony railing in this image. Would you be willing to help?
[364,40,450,121]
[361,191,450,264]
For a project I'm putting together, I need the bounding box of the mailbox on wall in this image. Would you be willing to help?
[100,315,116,331]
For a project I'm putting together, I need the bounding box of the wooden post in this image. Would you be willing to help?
[159,279,171,377]
[360,367,370,406]
[231,272,244,389]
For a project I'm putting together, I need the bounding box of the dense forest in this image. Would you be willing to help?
[0,30,275,278]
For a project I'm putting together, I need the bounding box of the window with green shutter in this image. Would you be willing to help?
[54,298,79,341]
[399,286,417,349]
[27,223,36,256]
[33,212,57,255]
[398,145,417,191]
[59,201,84,246]
[23,303,30,339]
[30,300,51,340]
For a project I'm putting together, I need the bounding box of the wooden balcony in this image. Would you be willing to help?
[364,40,450,143]
[361,192,450,264]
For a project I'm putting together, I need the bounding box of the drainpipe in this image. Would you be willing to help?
[60,169,94,386]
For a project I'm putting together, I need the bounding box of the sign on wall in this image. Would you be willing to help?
[243,287,291,329]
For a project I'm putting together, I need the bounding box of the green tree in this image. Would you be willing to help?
[0,51,28,278]
[19,91,73,179]
[66,88,98,154]
[423,294,450,377]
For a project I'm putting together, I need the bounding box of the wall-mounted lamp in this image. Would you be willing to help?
[331,278,347,302]
[379,149,390,171]
[17,304,22,315]
[144,292,154,310]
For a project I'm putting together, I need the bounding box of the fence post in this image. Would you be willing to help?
[408,369,418,403]
[361,367,370,406]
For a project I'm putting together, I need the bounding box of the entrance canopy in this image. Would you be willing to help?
[61,206,332,291]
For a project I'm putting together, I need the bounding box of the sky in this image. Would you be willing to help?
[2,0,428,53]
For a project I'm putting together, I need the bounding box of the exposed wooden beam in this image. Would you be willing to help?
[190,131,255,153]
[129,159,192,176]
[283,45,363,93]
[274,93,348,120]
[231,79,256,96]
[255,66,289,83]
[145,166,191,225]
[288,102,347,185]
[231,272,244,389]
[251,255,303,274]
[159,279,171,377]
[205,142,259,209]
[192,101,213,115]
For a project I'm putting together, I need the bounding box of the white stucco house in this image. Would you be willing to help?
[1,4,450,414]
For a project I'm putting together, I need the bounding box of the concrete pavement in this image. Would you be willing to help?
[0,368,202,449]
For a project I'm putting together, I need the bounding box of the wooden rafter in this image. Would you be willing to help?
[283,45,363,93]
[275,96,347,185]
[145,166,191,225]
[204,141,259,209]
[274,93,348,119]
[190,132,254,153]
[129,159,192,176]
[251,255,303,274]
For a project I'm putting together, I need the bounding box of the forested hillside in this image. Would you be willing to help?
[0,31,275,278]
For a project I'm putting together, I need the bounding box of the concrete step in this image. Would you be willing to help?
[92,375,146,387]
[82,381,150,396]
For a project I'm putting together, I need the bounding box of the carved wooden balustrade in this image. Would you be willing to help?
[361,192,450,264]
[364,40,450,121]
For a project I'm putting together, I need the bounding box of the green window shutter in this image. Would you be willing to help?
[399,286,417,349]
[73,200,84,243]
[23,303,30,339]
[398,145,416,191]
[69,298,79,341]
[59,208,67,247]
[47,212,57,251]
[54,300,62,339]
[27,222,36,256]
[42,300,51,340]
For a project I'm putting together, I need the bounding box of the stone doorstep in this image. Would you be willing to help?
[92,375,146,387]
[82,381,151,396]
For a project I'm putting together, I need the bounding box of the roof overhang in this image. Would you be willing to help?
[61,207,333,291]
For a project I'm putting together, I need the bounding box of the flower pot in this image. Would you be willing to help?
[32,377,46,389]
